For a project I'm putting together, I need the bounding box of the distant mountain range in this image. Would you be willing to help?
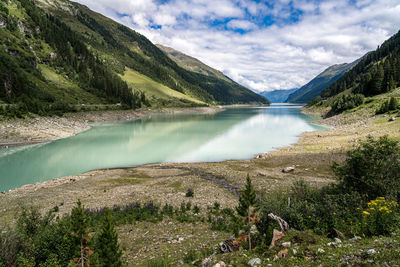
[258,89,297,103]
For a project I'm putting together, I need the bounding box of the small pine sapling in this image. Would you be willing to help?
[236,174,258,251]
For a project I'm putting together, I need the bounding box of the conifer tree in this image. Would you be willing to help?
[94,210,122,267]
[236,174,257,251]
[71,199,90,267]
[389,97,398,110]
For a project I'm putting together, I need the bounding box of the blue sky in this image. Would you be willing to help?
[74,0,400,92]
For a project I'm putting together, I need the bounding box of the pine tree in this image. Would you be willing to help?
[236,174,257,251]
[389,97,398,110]
[94,210,122,267]
[70,199,90,267]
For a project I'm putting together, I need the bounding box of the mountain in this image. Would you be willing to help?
[321,30,400,98]
[259,88,297,103]
[286,59,360,103]
[156,44,231,83]
[0,0,267,117]
[155,44,268,104]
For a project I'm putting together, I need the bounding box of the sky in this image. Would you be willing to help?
[74,0,400,92]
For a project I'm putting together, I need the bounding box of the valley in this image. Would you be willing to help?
[1,0,400,266]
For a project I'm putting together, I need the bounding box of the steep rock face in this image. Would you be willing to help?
[286,58,360,103]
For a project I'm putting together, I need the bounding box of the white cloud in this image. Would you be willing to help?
[227,19,257,30]
[73,0,400,92]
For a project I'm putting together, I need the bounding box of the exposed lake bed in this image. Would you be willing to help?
[1,104,399,265]
[1,104,325,191]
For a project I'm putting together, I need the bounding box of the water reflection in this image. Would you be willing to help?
[0,106,324,191]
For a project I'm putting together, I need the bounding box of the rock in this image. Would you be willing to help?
[317,248,325,253]
[257,172,266,176]
[389,117,396,121]
[292,249,297,255]
[334,238,342,243]
[269,229,284,248]
[282,166,295,173]
[349,236,362,242]
[367,249,376,255]
[176,260,184,265]
[329,228,345,240]
[219,237,240,253]
[202,252,216,267]
[178,237,184,242]
[278,249,289,258]
[248,258,261,267]
[282,241,291,248]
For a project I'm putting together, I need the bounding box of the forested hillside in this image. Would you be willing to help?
[286,59,360,103]
[321,30,400,98]
[0,0,267,117]
[0,0,145,116]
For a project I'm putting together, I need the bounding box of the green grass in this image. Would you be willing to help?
[38,64,104,104]
[121,68,205,105]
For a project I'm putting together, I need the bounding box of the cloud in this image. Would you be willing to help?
[227,19,258,30]
[74,0,400,92]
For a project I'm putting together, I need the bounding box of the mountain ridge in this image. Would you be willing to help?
[286,58,361,103]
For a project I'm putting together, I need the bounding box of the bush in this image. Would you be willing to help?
[185,188,194,197]
[376,97,399,114]
[361,197,400,236]
[333,135,400,201]
[257,181,364,236]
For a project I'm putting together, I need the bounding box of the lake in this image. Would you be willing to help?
[0,104,325,191]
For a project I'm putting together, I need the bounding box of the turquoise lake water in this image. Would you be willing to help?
[0,104,325,191]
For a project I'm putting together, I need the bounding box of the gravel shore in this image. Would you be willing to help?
[0,107,222,149]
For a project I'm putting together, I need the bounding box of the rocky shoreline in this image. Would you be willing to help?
[0,106,222,149]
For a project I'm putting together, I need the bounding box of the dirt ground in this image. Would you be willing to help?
[1,105,399,266]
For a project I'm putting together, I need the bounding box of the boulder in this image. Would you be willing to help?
[389,117,396,122]
[269,229,284,248]
[349,236,362,242]
[282,241,291,248]
[278,249,289,258]
[248,258,261,267]
[282,166,295,173]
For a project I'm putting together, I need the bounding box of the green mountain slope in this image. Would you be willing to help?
[0,0,267,117]
[156,44,231,83]
[286,59,360,103]
[156,44,268,104]
[321,30,400,99]
[259,88,297,103]
[308,30,400,117]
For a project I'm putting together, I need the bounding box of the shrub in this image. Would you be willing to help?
[333,135,400,201]
[376,97,399,114]
[257,181,364,237]
[362,197,400,236]
[185,188,194,197]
